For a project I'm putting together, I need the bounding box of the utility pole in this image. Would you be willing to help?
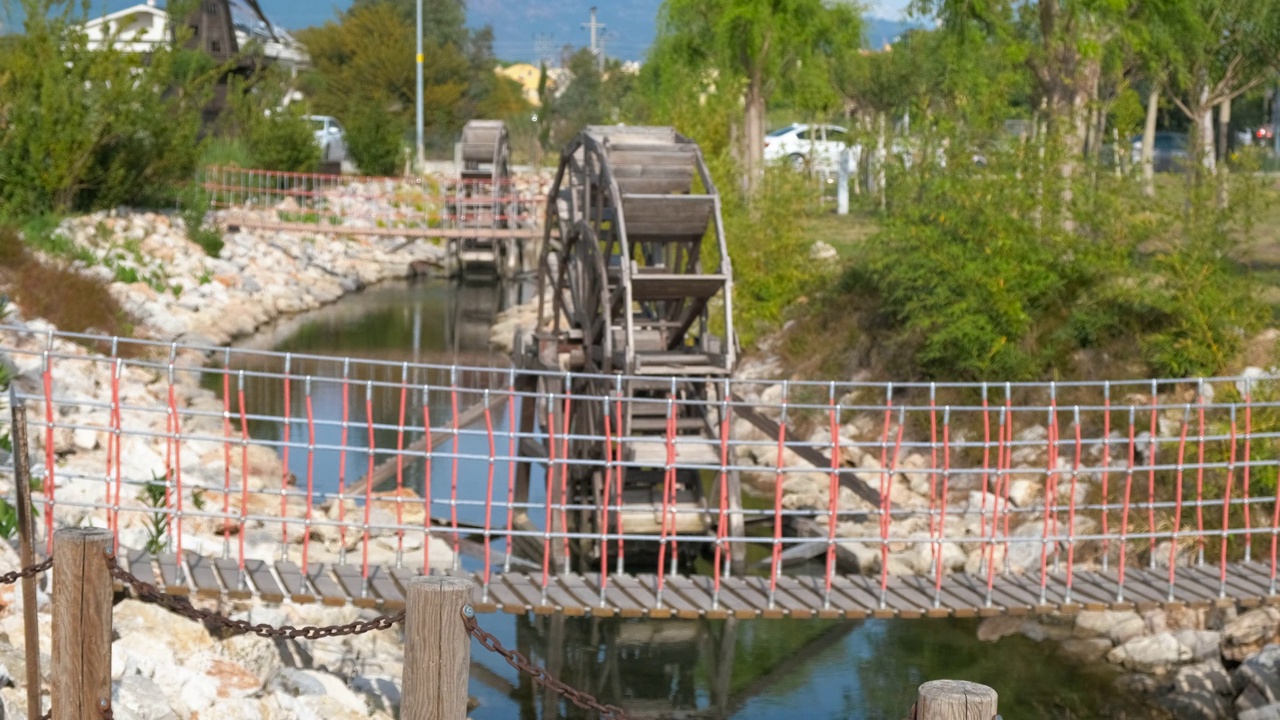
[415,0,425,173]
[582,7,605,72]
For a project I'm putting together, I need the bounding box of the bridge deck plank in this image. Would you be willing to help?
[704,578,763,619]
[367,566,405,611]
[186,553,223,600]
[557,574,613,617]
[306,564,349,607]
[666,574,729,620]
[587,573,653,619]
[613,574,673,619]
[1238,562,1280,606]
[831,575,895,618]
[214,558,252,600]
[242,559,284,604]
[116,553,1280,619]
[333,564,378,608]
[794,575,866,619]
[274,560,312,604]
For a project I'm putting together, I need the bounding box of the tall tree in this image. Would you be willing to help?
[1159,0,1280,181]
[652,0,861,193]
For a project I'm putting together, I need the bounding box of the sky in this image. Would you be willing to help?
[5,0,921,62]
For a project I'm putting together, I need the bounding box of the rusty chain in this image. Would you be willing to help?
[107,555,405,640]
[0,557,51,585]
[463,608,633,720]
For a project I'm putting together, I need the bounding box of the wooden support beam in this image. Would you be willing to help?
[912,680,998,720]
[730,394,883,508]
[403,576,474,720]
[52,528,114,720]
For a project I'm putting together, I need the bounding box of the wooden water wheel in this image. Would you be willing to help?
[449,120,521,277]
[523,125,742,570]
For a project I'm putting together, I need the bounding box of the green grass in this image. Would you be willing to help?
[201,137,253,169]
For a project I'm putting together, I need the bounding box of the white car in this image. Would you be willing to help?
[306,115,347,164]
[764,123,852,172]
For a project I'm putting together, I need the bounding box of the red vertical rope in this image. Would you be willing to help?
[882,408,905,600]
[613,390,626,570]
[825,387,840,603]
[1047,387,1061,568]
[220,362,232,554]
[1195,383,1207,564]
[362,383,375,583]
[237,373,249,574]
[980,385,991,543]
[1066,407,1083,598]
[1169,407,1190,592]
[1039,405,1055,596]
[450,379,461,562]
[1148,386,1159,563]
[1119,408,1137,593]
[877,387,894,596]
[1243,385,1255,562]
[1001,391,1015,562]
[714,385,732,597]
[1101,384,1112,567]
[600,397,614,595]
[280,360,292,553]
[167,367,184,559]
[337,363,351,557]
[769,386,789,599]
[657,388,678,596]
[986,406,1008,598]
[110,360,124,552]
[504,375,517,571]
[422,395,433,573]
[558,387,573,568]
[1223,405,1238,589]
[482,390,496,590]
[302,380,316,573]
[541,387,556,591]
[934,407,952,602]
[395,366,408,560]
[927,385,940,557]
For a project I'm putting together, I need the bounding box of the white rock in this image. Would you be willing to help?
[113,674,178,720]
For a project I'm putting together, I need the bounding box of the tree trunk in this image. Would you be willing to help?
[1218,98,1231,209]
[875,113,887,211]
[742,74,765,195]
[1142,87,1159,197]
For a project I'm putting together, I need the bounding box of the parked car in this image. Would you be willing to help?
[1129,131,1187,173]
[306,115,348,164]
[764,123,851,172]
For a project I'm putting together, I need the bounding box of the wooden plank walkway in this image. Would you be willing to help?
[220,216,543,240]
[110,555,1280,619]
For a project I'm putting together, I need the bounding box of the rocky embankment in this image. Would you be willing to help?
[0,210,455,718]
[985,605,1280,719]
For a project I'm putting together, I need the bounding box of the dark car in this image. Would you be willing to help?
[1129,131,1188,173]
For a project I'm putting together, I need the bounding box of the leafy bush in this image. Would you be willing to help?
[178,187,224,257]
[220,72,319,173]
[845,145,1265,382]
[345,108,406,177]
[0,0,211,215]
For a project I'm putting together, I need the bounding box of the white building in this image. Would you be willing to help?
[81,0,309,72]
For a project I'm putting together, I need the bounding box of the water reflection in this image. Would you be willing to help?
[214,277,1158,720]
[465,610,1158,720]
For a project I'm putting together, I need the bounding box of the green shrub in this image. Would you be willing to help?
[220,72,319,173]
[0,1,211,215]
[178,186,224,257]
[345,108,406,177]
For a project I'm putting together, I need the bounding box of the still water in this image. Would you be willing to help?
[218,277,1159,720]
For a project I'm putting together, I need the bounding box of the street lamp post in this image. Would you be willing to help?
[415,0,425,173]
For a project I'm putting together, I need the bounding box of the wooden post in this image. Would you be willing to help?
[10,395,42,720]
[52,528,115,720]
[914,680,998,720]
[403,576,473,720]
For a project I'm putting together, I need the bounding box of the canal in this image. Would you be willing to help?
[217,277,1159,719]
